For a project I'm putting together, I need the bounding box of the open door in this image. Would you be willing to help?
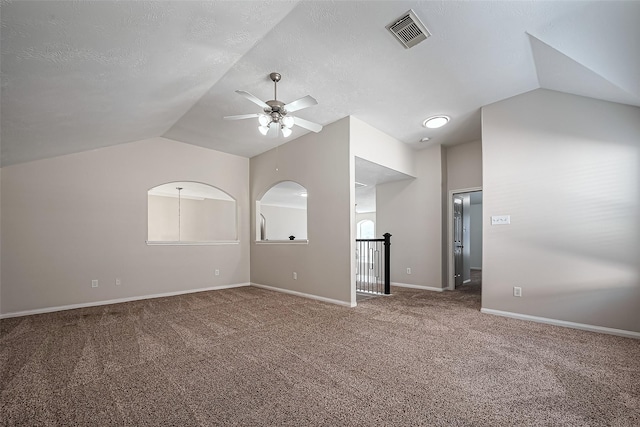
[449,189,482,290]
[453,196,464,288]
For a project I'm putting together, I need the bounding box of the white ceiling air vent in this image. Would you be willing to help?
[386,9,431,49]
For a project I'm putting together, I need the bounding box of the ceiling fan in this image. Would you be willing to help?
[224,72,323,138]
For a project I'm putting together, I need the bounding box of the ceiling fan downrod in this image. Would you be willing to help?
[270,72,281,101]
[266,72,285,115]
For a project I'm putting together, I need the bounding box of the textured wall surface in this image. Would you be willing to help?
[1,138,250,314]
[446,140,482,191]
[250,118,352,304]
[377,145,443,289]
[482,89,640,333]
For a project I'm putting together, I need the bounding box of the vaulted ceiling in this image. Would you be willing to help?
[2,1,639,167]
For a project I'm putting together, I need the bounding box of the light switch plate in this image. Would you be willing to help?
[491,215,511,225]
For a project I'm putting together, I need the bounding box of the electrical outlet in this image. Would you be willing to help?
[513,286,522,297]
[115,278,121,286]
[91,280,98,288]
[293,272,297,280]
[215,269,220,276]
[406,268,411,275]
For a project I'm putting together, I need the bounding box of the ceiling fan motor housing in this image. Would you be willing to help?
[265,99,285,114]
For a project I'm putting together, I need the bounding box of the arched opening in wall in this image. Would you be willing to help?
[256,181,308,242]
[357,219,375,239]
[147,181,237,244]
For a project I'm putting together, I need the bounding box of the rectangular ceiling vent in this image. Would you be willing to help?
[386,9,431,49]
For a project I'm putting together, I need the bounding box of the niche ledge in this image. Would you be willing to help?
[146,241,240,246]
[255,240,309,245]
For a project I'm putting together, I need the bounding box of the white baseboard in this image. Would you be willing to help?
[251,283,355,307]
[0,283,251,319]
[391,282,445,292]
[481,308,640,340]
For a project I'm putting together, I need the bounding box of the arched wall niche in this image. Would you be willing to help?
[147,181,238,244]
[256,180,308,242]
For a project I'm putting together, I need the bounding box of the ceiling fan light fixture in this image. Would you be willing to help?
[281,127,292,138]
[258,125,269,135]
[423,115,450,129]
[258,114,270,126]
[282,116,294,128]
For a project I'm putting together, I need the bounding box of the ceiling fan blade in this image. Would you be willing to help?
[267,122,280,138]
[223,113,260,121]
[284,95,318,113]
[236,90,269,109]
[293,116,323,133]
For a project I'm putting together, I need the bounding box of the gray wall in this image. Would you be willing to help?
[377,145,443,289]
[446,140,482,192]
[0,169,2,310]
[444,140,483,287]
[1,137,250,315]
[482,89,640,333]
[250,117,352,305]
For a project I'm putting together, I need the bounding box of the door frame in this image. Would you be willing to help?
[447,187,482,290]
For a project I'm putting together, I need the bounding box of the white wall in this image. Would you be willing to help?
[1,137,250,315]
[482,89,640,333]
[250,117,353,305]
[470,203,483,269]
[350,116,417,178]
[148,196,237,242]
[377,145,443,289]
[260,205,307,240]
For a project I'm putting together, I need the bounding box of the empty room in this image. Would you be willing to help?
[1,1,639,425]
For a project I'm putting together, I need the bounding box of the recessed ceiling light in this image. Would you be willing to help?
[420,137,430,142]
[423,115,450,129]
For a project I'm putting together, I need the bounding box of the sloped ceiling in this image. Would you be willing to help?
[1,1,639,167]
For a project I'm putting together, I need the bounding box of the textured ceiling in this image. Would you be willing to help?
[0,0,298,165]
[2,1,639,167]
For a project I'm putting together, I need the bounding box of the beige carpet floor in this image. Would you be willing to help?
[1,283,639,426]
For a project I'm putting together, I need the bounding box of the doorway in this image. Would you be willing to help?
[448,188,482,290]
